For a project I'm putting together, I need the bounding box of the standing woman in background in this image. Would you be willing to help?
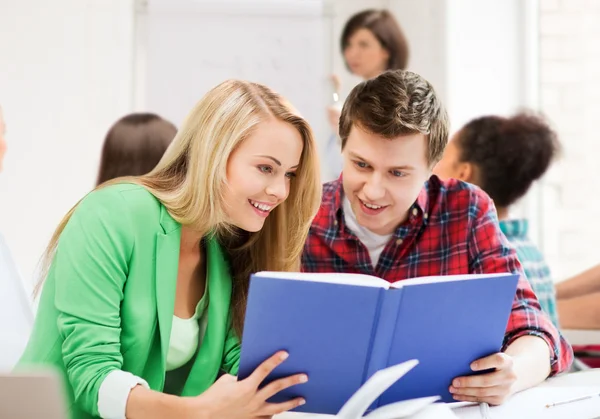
[18,80,322,419]
[96,113,177,185]
[325,9,409,180]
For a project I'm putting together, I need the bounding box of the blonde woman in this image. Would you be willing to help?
[18,80,321,419]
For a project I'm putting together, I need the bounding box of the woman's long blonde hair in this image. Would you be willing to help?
[36,80,322,334]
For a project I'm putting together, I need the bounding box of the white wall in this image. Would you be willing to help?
[138,0,333,179]
[389,0,448,103]
[0,0,547,287]
[539,0,600,280]
[0,0,136,285]
[445,0,527,131]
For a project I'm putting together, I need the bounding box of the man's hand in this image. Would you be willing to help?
[449,352,517,405]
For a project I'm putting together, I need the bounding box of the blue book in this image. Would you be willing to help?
[238,272,519,415]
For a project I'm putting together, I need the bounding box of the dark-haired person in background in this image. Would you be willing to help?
[340,9,409,81]
[326,9,410,180]
[97,113,177,185]
[434,112,561,328]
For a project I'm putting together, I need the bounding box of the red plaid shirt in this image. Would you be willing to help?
[302,176,572,375]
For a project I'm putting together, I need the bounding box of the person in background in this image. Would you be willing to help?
[304,70,572,406]
[556,264,600,368]
[0,105,35,371]
[326,9,409,180]
[0,106,6,171]
[434,112,561,329]
[556,264,600,329]
[97,113,177,185]
[18,80,322,419]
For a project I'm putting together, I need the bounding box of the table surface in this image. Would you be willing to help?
[273,369,600,419]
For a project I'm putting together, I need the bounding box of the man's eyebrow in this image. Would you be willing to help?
[348,151,372,166]
[348,151,414,170]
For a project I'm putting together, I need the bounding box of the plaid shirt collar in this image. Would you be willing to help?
[321,175,432,240]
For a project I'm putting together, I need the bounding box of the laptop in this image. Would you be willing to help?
[0,371,68,419]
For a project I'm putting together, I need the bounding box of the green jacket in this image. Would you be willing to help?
[18,184,240,418]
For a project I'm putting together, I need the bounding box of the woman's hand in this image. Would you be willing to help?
[193,351,307,419]
[327,106,342,135]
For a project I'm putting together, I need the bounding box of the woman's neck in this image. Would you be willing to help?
[180,226,204,255]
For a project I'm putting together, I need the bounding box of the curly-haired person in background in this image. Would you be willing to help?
[434,112,561,329]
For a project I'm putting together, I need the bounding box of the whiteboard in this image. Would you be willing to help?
[136,0,333,176]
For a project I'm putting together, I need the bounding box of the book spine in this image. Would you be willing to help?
[361,287,386,387]
[363,288,404,407]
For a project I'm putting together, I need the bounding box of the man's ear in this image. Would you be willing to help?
[456,161,476,183]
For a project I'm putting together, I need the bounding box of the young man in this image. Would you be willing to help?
[302,70,572,405]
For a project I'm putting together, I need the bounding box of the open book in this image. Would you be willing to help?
[276,360,457,419]
[337,360,457,419]
[238,271,519,414]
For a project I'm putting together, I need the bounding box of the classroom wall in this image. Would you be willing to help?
[0,0,577,287]
[539,0,600,280]
[0,0,136,286]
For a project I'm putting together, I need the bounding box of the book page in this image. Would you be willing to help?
[389,273,512,289]
[254,271,389,289]
[364,397,442,419]
[337,360,422,419]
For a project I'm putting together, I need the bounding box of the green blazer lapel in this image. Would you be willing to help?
[182,235,233,396]
[155,205,181,386]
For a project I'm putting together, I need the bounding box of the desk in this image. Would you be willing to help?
[543,368,600,387]
[274,370,600,419]
[562,329,600,346]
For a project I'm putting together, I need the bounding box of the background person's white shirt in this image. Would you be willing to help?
[0,232,33,370]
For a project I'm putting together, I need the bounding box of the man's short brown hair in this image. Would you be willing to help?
[339,70,449,166]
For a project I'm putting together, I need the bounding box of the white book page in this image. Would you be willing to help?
[364,397,442,419]
[405,403,458,419]
[254,271,389,289]
[389,273,512,289]
[337,360,421,419]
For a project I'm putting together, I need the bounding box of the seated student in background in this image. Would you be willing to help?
[18,80,322,419]
[302,70,572,406]
[96,112,177,185]
[556,264,600,368]
[0,105,34,371]
[556,264,600,330]
[434,112,561,329]
[0,105,6,171]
